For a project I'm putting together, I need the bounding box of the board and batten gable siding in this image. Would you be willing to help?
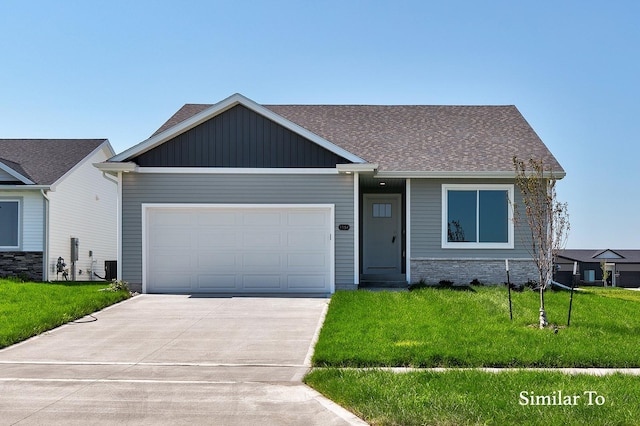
[134,105,351,168]
[0,190,44,251]
[48,145,117,280]
[410,179,533,258]
[121,172,355,288]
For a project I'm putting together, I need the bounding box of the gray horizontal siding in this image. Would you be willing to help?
[134,105,350,168]
[122,173,355,288]
[410,179,533,259]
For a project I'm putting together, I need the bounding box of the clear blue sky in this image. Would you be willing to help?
[1,1,638,248]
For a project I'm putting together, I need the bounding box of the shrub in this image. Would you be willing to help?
[102,279,130,293]
[438,279,454,287]
[408,278,428,291]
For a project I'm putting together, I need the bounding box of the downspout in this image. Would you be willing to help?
[353,172,359,286]
[40,189,50,281]
[116,171,122,281]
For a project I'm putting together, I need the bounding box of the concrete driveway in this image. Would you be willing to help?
[0,295,366,425]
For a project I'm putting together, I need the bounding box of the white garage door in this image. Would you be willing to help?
[143,204,334,294]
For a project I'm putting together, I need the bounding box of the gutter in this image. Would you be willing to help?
[375,170,567,179]
[0,185,51,190]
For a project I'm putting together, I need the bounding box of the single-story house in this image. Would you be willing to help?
[555,249,640,288]
[97,93,565,295]
[0,139,117,281]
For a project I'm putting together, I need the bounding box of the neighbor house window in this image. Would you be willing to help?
[584,270,595,282]
[442,184,514,249]
[0,200,20,248]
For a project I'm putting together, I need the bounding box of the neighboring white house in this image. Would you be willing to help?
[0,139,117,281]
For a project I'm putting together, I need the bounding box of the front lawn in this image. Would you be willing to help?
[305,369,640,426]
[312,287,640,367]
[307,287,640,425]
[0,279,130,348]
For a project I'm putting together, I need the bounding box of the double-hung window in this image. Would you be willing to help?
[442,184,514,249]
[0,200,20,249]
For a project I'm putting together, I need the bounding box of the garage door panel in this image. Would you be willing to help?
[242,252,282,268]
[243,231,282,248]
[287,231,326,248]
[243,212,282,226]
[150,229,192,248]
[288,253,327,268]
[152,210,195,226]
[151,253,192,269]
[287,211,327,226]
[197,230,240,248]
[197,211,237,226]
[197,252,237,269]
[145,205,333,294]
[243,275,282,289]
[287,275,327,289]
[197,275,238,290]
[152,273,192,290]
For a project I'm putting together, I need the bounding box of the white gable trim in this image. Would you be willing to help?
[593,250,624,260]
[110,93,366,164]
[0,162,34,185]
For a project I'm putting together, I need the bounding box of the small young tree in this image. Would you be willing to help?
[513,157,570,329]
[600,261,610,287]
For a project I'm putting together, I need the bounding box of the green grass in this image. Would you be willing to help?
[312,287,640,367]
[305,369,640,426]
[0,279,130,348]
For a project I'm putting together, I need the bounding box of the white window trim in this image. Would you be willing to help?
[0,198,21,250]
[441,184,514,249]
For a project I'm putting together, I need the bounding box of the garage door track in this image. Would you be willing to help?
[0,295,366,425]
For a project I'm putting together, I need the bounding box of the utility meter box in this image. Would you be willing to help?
[70,237,79,262]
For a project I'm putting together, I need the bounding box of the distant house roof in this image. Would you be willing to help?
[149,97,564,175]
[0,139,111,186]
[558,249,640,264]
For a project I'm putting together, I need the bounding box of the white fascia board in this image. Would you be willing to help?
[336,163,378,173]
[136,167,339,174]
[376,170,566,179]
[93,162,139,173]
[110,93,366,164]
[0,163,34,185]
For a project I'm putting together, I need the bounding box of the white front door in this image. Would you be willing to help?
[363,194,402,274]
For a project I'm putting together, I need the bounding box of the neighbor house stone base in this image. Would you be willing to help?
[0,252,44,281]
[411,258,538,286]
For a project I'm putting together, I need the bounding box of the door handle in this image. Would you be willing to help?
[392,236,396,243]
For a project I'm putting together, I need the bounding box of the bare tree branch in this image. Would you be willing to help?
[513,157,570,328]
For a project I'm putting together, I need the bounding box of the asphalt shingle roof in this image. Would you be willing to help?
[558,249,640,264]
[0,139,107,185]
[152,103,564,174]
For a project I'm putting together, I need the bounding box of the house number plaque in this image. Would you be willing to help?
[338,224,350,231]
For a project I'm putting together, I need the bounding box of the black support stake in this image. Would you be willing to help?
[506,259,513,321]
[567,274,576,327]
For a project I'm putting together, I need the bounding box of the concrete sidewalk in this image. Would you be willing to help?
[0,295,367,425]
